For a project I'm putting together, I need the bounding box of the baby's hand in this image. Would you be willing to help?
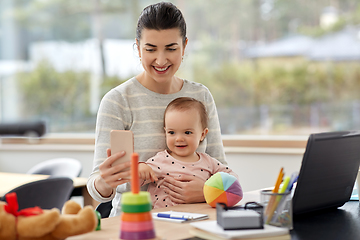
[138,163,158,182]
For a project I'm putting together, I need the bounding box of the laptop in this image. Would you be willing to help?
[292,131,360,215]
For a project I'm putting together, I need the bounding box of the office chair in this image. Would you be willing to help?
[95,201,113,218]
[0,177,74,210]
[26,158,82,178]
[26,158,83,200]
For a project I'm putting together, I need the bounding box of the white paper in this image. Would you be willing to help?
[191,220,289,239]
[152,211,209,223]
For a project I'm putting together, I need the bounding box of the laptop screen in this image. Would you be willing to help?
[292,131,360,215]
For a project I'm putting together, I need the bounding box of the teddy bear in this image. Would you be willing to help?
[0,192,98,240]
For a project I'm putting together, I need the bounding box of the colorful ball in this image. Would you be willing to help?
[203,172,243,208]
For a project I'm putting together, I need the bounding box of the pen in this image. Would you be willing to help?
[277,176,291,198]
[156,213,194,220]
[286,172,298,192]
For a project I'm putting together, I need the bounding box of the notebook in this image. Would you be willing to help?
[292,131,360,215]
[152,211,209,223]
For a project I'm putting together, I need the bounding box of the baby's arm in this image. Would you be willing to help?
[138,162,158,184]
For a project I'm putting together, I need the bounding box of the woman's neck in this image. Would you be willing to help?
[136,72,183,94]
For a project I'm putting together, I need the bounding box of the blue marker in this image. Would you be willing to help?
[286,172,298,192]
[156,213,193,220]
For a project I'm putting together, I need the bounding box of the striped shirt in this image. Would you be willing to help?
[87,77,226,217]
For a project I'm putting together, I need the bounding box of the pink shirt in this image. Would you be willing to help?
[143,150,240,209]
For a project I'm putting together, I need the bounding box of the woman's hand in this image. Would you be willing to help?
[162,175,206,204]
[94,148,131,197]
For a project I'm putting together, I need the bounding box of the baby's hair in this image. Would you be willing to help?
[136,2,187,46]
[164,97,208,129]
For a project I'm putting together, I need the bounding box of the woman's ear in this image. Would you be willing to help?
[136,38,141,58]
[182,37,188,56]
[200,128,209,142]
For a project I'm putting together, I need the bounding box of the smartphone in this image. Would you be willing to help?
[110,130,134,172]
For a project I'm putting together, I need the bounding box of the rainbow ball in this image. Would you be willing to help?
[203,172,243,208]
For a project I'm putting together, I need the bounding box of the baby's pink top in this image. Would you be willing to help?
[143,150,239,209]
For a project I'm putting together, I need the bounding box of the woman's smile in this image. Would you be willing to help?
[153,65,171,74]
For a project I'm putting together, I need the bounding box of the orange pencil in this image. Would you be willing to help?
[265,168,284,215]
[131,152,139,194]
[273,167,284,193]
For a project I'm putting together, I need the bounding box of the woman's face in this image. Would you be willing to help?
[137,28,187,85]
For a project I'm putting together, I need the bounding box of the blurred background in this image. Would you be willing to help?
[1,0,360,136]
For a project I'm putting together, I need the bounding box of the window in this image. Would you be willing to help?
[1,0,359,135]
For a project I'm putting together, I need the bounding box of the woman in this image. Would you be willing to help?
[87,2,227,217]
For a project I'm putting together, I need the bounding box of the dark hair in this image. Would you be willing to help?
[164,97,208,129]
[136,2,187,45]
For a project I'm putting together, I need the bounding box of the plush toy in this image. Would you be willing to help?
[203,172,243,208]
[0,192,98,240]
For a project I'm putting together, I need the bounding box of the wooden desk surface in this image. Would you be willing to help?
[68,191,261,240]
[67,190,360,240]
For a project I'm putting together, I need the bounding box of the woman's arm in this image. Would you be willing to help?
[87,87,132,202]
[203,88,227,164]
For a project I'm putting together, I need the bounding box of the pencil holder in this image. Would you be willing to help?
[260,190,293,230]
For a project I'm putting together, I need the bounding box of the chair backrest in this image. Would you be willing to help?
[1,177,74,210]
[26,158,82,178]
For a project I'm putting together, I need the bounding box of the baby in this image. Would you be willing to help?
[138,97,240,208]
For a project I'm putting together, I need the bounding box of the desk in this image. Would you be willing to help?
[292,201,360,240]
[67,189,360,240]
[68,202,217,240]
[68,191,260,240]
[0,172,94,207]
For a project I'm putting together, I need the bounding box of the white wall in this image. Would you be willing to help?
[0,144,304,192]
[226,151,303,192]
[0,145,94,178]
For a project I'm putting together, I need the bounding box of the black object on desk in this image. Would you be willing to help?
[293,131,360,215]
[291,201,360,240]
[0,121,46,137]
[216,202,264,230]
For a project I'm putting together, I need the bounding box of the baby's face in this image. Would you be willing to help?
[164,108,207,161]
